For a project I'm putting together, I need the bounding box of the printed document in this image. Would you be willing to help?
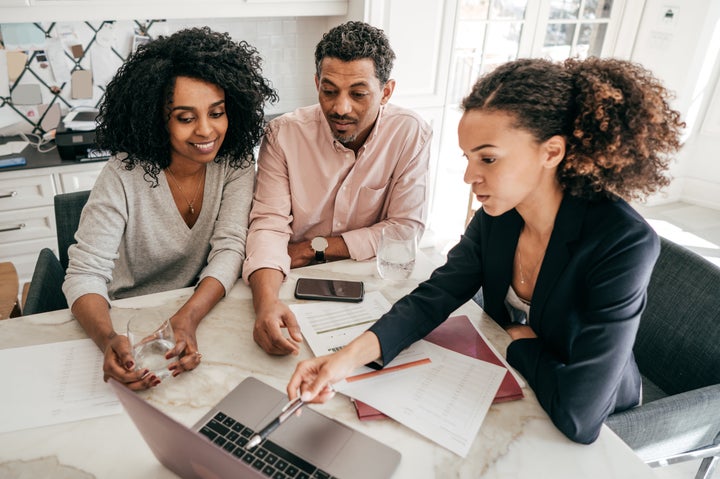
[0,339,121,433]
[291,290,393,356]
[292,291,506,456]
[335,340,505,457]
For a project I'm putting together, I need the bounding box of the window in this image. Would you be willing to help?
[540,0,614,60]
[429,0,628,246]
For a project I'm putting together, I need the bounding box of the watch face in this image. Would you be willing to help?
[311,237,328,251]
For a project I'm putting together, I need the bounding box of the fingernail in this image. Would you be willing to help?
[126,361,134,369]
[301,391,313,402]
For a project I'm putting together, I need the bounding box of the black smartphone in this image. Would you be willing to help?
[294,277,364,302]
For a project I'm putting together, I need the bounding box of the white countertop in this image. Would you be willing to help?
[0,254,657,478]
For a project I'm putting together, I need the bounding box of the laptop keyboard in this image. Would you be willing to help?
[199,411,340,479]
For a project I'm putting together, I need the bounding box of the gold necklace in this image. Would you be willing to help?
[516,248,542,285]
[165,166,206,215]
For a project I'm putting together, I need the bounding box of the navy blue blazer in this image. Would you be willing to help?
[369,194,659,444]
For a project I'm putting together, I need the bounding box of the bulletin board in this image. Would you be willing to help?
[0,20,166,136]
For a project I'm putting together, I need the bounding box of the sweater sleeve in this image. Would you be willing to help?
[62,161,128,307]
[199,162,254,295]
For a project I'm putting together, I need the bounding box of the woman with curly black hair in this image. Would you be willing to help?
[63,27,277,390]
[287,57,684,445]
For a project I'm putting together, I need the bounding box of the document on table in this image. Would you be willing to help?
[0,338,122,433]
[291,291,506,456]
[335,339,506,457]
[290,290,394,355]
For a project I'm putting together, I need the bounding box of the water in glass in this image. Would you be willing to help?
[127,316,175,380]
[377,225,416,280]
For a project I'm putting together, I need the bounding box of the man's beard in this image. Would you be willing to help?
[328,114,357,145]
[333,131,357,145]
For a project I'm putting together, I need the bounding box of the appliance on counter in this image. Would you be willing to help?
[55,108,110,162]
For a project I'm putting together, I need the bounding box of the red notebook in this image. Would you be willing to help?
[352,315,524,421]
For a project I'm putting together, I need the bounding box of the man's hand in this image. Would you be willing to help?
[249,268,303,355]
[253,298,303,355]
[288,236,352,268]
[288,240,314,268]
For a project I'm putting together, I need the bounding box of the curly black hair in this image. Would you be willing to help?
[462,57,685,201]
[96,27,278,186]
[314,21,395,84]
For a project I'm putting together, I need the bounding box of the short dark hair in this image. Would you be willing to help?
[462,57,684,201]
[96,27,278,186]
[314,21,395,84]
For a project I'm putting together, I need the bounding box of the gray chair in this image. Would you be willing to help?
[23,190,90,315]
[54,190,91,271]
[606,237,720,479]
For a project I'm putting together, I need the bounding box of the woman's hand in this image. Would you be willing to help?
[287,331,382,403]
[167,314,203,377]
[102,332,160,390]
[287,354,353,404]
[506,324,537,340]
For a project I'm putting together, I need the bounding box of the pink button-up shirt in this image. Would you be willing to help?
[242,103,432,281]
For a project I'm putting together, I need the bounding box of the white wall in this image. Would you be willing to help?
[630,0,720,208]
[0,16,331,132]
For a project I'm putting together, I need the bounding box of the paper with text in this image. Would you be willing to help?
[0,339,122,433]
[335,340,505,457]
[291,290,393,356]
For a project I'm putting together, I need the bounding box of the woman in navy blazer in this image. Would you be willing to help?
[287,57,685,444]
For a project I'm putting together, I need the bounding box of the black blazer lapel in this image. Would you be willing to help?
[483,208,523,327]
[531,195,587,333]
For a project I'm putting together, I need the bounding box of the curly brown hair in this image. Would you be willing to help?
[314,21,395,84]
[462,57,685,201]
[96,27,278,186]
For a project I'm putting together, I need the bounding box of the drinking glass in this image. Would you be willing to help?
[127,315,176,380]
[377,224,417,280]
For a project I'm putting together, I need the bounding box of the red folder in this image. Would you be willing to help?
[352,315,524,421]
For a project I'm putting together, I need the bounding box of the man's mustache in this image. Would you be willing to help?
[328,114,357,122]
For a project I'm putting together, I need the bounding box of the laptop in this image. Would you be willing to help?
[109,376,401,479]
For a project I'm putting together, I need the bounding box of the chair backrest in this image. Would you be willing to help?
[54,190,91,271]
[633,237,720,396]
[22,248,68,316]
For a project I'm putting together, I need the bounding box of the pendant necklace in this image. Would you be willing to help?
[166,166,206,215]
[516,248,541,285]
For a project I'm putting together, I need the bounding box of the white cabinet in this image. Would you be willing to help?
[0,162,105,288]
[365,0,457,109]
[0,0,347,22]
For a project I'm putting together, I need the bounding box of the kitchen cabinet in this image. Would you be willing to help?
[0,0,347,22]
[0,162,105,289]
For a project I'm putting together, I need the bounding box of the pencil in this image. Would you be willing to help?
[345,357,431,383]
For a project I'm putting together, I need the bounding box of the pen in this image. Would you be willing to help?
[245,396,305,449]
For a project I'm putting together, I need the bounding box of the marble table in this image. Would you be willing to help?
[0,254,658,478]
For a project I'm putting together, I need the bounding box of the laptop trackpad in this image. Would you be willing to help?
[272,408,352,465]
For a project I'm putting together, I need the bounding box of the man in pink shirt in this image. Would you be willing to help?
[243,21,432,355]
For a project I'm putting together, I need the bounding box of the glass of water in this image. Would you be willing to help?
[127,315,176,380]
[377,224,417,280]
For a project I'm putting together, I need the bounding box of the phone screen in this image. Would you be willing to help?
[294,278,364,302]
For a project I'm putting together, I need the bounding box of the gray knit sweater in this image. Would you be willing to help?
[63,156,254,306]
